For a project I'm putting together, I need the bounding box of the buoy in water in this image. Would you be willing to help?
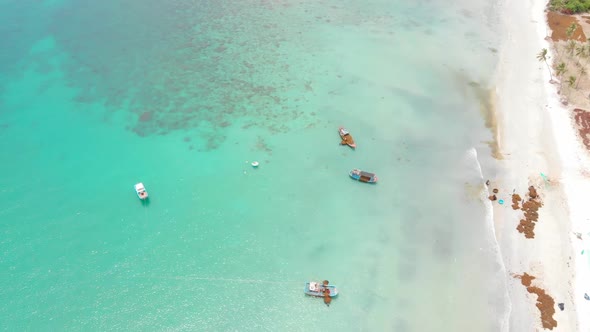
[251,161,259,167]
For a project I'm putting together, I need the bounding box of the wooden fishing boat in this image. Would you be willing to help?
[304,281,339,297]
[349,169,378,183]
[338,127,356,148]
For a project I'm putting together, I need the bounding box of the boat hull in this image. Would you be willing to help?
[349,169,378,183]
[304,282,339,297]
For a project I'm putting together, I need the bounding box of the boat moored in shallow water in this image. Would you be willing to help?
[134,182,148,200]
[304,281,339,297]
[349,169,378,183]
[338,127,356,149]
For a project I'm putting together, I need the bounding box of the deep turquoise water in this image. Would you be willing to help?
[1,1,509,331]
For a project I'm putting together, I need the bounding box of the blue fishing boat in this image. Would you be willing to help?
[349,169,378,183]
[304,281,339,297]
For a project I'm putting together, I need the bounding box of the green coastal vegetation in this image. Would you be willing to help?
[550,0,590,14]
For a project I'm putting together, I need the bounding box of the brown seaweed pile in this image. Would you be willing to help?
[573,108,590,151]
[516,186,543,239]
[513,273,557,330]
[511,193,522,210]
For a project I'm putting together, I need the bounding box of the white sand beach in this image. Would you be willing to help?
[492,0,590,330]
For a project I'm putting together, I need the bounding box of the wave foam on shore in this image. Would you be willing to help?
[467,147,512,332]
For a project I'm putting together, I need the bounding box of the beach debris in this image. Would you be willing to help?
[512,194,522,210]
[488,195,497,201]
[493,188,499,194]
[513,273,557,330]
[584,293,589,300]
[498,199,504,205]
[485,180,490,186]
[516,186,543,239]
[558,303,564,311]
[540,173,550,185]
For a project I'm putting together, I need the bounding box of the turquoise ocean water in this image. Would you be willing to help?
[1,0,509,331]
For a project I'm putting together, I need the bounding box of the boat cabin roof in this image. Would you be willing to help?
[360,171,374,178]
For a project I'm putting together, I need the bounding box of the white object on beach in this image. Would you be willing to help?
[251,161,259,167]
[134,182,148,200]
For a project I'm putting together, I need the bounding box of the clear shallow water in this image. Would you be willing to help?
[1,0,508,331]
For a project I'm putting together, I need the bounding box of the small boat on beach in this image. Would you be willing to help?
[134,182,149,200]
[338,127,356,149]
[349,169,378,183]
[304,281,339,297]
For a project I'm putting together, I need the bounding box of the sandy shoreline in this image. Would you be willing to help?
[490,0,590,330]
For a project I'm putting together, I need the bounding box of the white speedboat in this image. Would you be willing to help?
[134,182,148,200]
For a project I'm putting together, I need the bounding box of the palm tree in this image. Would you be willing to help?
[566,40,577,56]
[537,48,553,81]
[566,23,577,39]
[577,66,587,88]
[575,44,587,67]
[556,62,567,78]
[576,44,587,58]
[568,75,577,88]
